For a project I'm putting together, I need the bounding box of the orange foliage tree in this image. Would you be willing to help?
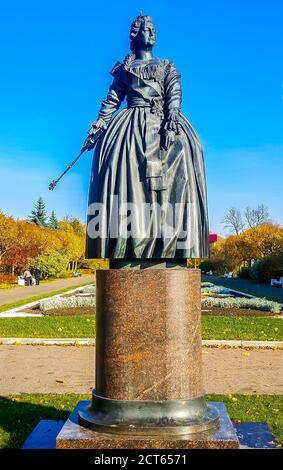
[238,224,283,262]
[206,223,283,275]
[0,212,86,276]
[0,212,17,264]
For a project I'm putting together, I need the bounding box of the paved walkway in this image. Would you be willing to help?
[0,275,94,307]
[202,275,283,303]
[0,345,282,395]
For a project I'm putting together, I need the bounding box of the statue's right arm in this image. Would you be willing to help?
[89,76,127,135]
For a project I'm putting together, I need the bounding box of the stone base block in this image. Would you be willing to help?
[56,401,239,449]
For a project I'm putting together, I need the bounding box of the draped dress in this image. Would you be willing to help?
[86,57,209,259]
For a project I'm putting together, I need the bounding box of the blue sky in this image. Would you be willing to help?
[0,0,282,235]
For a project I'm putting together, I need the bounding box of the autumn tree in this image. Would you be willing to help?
[69,218,85,237]
[58,221,85,270]
[206,223,283,276]
[0,212,17,268]
[3,221,44,273]
[1,210,86,277]
[240,224,283,261]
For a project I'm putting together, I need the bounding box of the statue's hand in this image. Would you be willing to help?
[83,118,107,151]
[165,109,180,134]
[162,130,176,150]
[161,109,180,150]
[82,135,96,151]
[88,118,107,135]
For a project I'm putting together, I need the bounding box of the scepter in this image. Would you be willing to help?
[49,128,103,191]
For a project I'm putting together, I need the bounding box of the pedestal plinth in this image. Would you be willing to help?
[56,401,239,449]
[78,268,219,436]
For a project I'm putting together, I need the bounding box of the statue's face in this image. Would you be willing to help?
[139,20,156,48]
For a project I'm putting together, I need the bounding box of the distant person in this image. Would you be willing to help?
[34,266,41,286]
[23,269,32,286]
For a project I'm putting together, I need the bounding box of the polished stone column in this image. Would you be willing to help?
[96,268,203,401]
[78,267,219,435]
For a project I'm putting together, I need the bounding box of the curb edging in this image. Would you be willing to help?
[0,338,282,349]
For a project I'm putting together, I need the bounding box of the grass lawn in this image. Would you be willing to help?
[0,316,96,338]
[202,316,283,341]
[0,394,281,448]
[0,283,92,314]
[0,315,282,341]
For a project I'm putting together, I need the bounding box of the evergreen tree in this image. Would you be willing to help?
[28,197,48,227]
[49,210,59,229]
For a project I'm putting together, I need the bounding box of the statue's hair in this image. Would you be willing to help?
[129,14,154,53]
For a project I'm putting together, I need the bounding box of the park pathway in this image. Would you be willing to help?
[0,275,94,307]
[0,345,282,395]
[202,274,283,303]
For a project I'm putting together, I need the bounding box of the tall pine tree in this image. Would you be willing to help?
[28,197,48,227]
[49,210,59,229]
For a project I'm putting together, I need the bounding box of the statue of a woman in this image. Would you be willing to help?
[85,14,209,259]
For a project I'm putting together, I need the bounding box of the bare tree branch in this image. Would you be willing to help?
[244,204,270,228]
[221,207,245,235]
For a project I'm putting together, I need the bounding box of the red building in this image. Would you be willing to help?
[209,233,218,244]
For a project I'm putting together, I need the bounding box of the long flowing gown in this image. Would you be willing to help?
[86,58,209,259]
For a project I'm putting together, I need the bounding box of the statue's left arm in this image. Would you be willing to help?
[162,62,182,149]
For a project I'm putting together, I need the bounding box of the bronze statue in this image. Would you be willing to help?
[85,14,209,259]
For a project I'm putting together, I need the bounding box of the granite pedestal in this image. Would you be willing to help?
[57,267,239,448]
[56,401,239,449]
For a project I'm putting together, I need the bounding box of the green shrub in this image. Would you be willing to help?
[237,267,251,279]
[199,260,214,273]
[199,258,227,275]
[250,252,283,282]
[30,253,69,280]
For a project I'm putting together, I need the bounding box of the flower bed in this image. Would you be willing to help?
[201,296,281,313]
[201,285,230,295]
[201,282,214,288]
[78,285,95,294]
[39,296,95,312]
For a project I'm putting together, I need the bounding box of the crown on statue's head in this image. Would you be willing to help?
[130,13,154,39]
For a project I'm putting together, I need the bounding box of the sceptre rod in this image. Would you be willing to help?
[49,148,86,191]
[48,129,103,191]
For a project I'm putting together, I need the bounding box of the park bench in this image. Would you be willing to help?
[224,272,233,279]
[270,276,283,288]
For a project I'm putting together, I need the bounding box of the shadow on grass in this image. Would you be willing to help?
[0,396,68,448]
[0,394,90,449]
